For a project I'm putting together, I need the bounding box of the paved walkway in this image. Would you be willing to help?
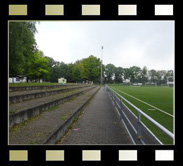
[60,86,133,145]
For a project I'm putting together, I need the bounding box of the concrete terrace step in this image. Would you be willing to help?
[9,86,93,114]
[9,85,91,104]
[9,86,97,127]
[9,85,86,96]
[9,83,86,92]
[9,86,100,145]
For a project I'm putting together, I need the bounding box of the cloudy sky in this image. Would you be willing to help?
[35,21,174,70]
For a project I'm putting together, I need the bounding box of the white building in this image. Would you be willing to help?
[167,81,174,85]
[123,79,130,83]
[58,77,67,84]
[9,76,27,83]
[133,83,142,86]
[9,76,44,83]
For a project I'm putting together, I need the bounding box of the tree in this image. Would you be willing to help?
[123,68,130,80]
[72,61,85,82]
[9,22,37,77]
[148,69,157,84]
[141,66,148,84]
[49,62,61,82]
[166,70,174,82]
[104,64,116,83]
[66,63,74,82]
[26,50,50,82]
[37,56,50,82]
[114,67,124,83]
[156,70,167,85]
[128,66,141,83]
[44,56,56,68]
[43,56,56,82]
[59,62,68,78]
[81,55,101,82]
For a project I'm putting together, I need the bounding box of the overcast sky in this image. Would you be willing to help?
[35,21,174,70]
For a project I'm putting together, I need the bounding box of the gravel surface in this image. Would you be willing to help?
[9,86,100,145]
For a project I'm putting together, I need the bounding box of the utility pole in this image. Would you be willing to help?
[101,46,103,85]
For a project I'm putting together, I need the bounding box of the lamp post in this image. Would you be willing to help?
[101,46,103,85]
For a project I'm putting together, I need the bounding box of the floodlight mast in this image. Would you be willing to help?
[101,46,103,85]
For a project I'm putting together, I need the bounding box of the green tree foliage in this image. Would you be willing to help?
[148,69,157,83]
[44,56,56,68]
[43,56,56,82]
[104,64,116,83]
[59,62,68,78]
[66,63,74,82]
[128,66,141,83]
[72,61,85,82]
[141,66,148,84]
[9,22,37,76]
[81,55,101,82]
[45,59,72,83]
[44,55,102,83]
[114,67,124,83]
[26,50,50,82]
[166,70,174,82]
[49,61,62,82]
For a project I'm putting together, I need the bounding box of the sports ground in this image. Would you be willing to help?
[108,84,174,144]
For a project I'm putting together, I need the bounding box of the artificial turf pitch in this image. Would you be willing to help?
[109,84,174,144]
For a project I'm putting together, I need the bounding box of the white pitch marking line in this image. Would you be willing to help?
[112,87,174,118]
[148,108,156,110]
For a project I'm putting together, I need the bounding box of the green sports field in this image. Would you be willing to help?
[108,84,174,144]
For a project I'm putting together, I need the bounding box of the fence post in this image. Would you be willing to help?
[137,112,142,140]
[120,98,122,104]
